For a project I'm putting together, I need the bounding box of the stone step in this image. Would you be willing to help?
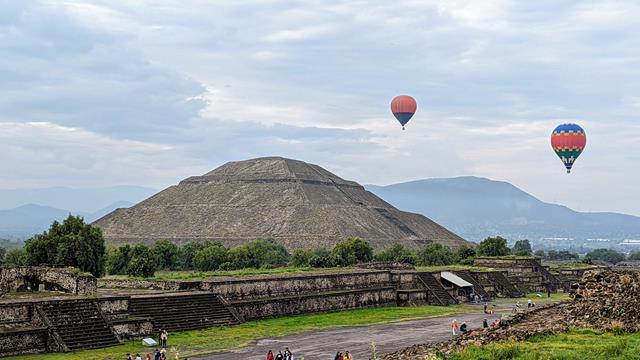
[417,273,457,306]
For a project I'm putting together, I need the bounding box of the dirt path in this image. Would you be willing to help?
[194,311,502,360]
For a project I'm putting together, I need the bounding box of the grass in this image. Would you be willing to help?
[102,266,349,281]
[5,304,469,360]
[449,329,640,360]
[497,292,570,304]
[548,262,599,270]
[415,265,494,272]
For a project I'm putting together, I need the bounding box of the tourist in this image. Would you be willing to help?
[483,303,488,314]
[527,299,533,308]
[126,353,132,360]
[451,318,458,335]
[146,353,152,360]
[284,347,292,360]
[547,288,552,298]
[161,329,168,348]
[275,351,284,360]
[160,348,167,360]
[135,354,142,360]
[483,318,488,328]
[334,352,342,360]
[266,350,274,360]
[154,349,161,360]
[345,350,352,360]
[460,322,468,333]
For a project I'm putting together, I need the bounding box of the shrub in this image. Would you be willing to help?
[374,243,416,264]
[477,236,510,257]
[308,248,339,268]
[24,215,105,276]
[456,245,476,264]
[126,244,155,277]
[415,243,455,266]
[512,239,532,256]
[332,237,373,266]
[104,245,131,275]
[243,239,290,268]
[292,249,313,267]
[193,243,229,271]
[178,241,208,270]
[0,247,5,265]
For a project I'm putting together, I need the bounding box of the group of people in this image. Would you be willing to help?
[334,351,353,360]
[125,348,167,360]
[452,317,503,336]
[266,347,294,360]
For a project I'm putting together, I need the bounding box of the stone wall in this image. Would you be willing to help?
[0,327,49,357]
[98,278,200,291]
[200,269,391,300]
[109,318,154,341]
[474,257,557,292]
[0,303,33,327]
[0,267,96,295]
[229,287,396,320]
[97,297,130,321]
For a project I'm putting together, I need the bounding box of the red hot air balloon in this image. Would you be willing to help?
[390,95,417,130]
[550,123,587,173]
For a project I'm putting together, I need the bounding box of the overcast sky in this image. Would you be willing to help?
[1,0,639,215]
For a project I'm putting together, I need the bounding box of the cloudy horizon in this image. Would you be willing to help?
[1,1,639,216]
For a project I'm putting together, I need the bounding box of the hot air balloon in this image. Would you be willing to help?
[550,123,586,173]
[390,95,417,130]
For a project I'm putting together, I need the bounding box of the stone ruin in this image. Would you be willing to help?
[384,269,640,359]
[0,266,96,296]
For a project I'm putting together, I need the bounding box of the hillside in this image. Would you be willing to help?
[366,176,640,243]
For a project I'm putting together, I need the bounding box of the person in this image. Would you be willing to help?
[146,353,152,360]
[135,354,142,360]
[513,301,521,313]
[483,303,488,314]
[345,351,352,360]
[460,322,468,333]
[527,299,533,308]
[126,353,132,360]
[547,287,552,298]
[154,349,161,360]
[266,350,274,360]
[275,351,284,360]
[161,330,168,348]
[334,352,341,360]
[160,349,166,360]
[451,318,458,335]
[284,347,291,360]
[483,318,488,328]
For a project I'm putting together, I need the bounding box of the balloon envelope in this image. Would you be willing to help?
[390,95,417,129]
[550,123,586,173]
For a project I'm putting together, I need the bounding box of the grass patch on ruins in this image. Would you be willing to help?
[548,262,599,270]
[449,329,640,360]
[498,292,570,305]
[6,304,469,360]
[415,265,494,272]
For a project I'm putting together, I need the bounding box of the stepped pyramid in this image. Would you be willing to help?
[95,157,471,250]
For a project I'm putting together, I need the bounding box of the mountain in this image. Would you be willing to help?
[0,201,136,240]
[365,176,640,244]
[0,186,156,213]
[94,157,472,250]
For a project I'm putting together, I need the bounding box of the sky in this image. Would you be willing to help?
[1,0,639,215]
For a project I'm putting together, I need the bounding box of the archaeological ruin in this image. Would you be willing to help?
[93,157,472,250]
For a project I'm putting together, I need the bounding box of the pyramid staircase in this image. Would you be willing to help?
[417,272,457,306]
[487,272,524,297]
[455,270,490,299]
[37,300,120,351]
[129,293,240,332]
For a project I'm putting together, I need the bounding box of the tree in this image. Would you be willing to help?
[153,240,180,270]
[415,243,455,266]
[244,239,290,268]
[332,237,374,266]
[4,248,28,266]
[178,242,207,270]
[512,240,532,256]
[126,244,155,277]
[193,243,229,271]
[374,243,416,264]
[104,245,131,275]
[24,215,105,276]
[534,250,545,258]
[455,245,477,264]
[0,247,5,265]
[545,250,579,261]
[308,248,339,268]
[292,249,313,267]
[585,248,625,264]
[477,236,511,257]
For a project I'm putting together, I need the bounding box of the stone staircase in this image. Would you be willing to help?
[455,270,490,299]
[129,293,240,332]
[38,300,120,351]
[417,272,457,306]
[487,272,524,297]
[538,266,561,290]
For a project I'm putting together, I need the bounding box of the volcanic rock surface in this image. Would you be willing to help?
[94,157,470,250]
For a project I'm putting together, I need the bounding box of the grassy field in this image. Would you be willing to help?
[449,329,640,360]
[498,292,570,304]
[6,304,468,360]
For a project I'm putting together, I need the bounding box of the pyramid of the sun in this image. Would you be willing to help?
[95,157,471,250]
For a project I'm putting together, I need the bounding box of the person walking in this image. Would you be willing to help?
[135,354,142,360]
[451,318,458,336]
[266,350,274,360]
[483,318,488,328]
[460,322,468,333]
[154,349,161,360]
[334,352,341,360]
[126,353,133,360]
[146,353,152,360]
[345,350,353,360]
[275,351,284,360]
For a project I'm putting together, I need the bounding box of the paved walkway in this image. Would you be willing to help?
[194,311,502,360]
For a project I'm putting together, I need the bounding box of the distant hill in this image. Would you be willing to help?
[0,186,152,240]
[366,177,640,243]
[0,186,156,213]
